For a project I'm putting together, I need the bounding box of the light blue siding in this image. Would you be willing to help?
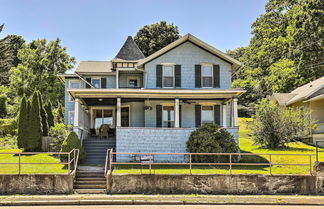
[130,102,145,127]
[144,42,232,89]
[64,79,75,125]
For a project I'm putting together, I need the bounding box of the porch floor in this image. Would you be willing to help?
[82,137,116,165]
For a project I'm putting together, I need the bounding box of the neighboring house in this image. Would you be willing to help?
[271,76,324,144]
[58,34,245,162]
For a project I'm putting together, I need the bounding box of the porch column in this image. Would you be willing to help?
[116,97,121,127]
[74,98,80,137]
[222,103,227,128]
[233,97,239,127]
[175,98,180,128]
[116,69,119,88]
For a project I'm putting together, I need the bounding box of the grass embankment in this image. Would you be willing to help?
[114,118,324,175]
[0,149,67,174]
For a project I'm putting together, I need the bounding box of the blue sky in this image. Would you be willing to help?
[1,0,266,65]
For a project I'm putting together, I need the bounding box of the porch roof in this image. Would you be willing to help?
[68,88,245,99]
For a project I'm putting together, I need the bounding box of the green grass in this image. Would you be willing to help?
[0,149,68,174]
[114,118,324,175]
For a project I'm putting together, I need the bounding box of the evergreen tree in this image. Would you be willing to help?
[45,102,54,128]
[56,103,64,124]
[37,91,48,136]
[0,95,7,118]
[25,91,42,151]
[17,96,28,149]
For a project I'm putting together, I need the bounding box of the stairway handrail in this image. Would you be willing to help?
[71,149,80,178]
[104,148,113,177]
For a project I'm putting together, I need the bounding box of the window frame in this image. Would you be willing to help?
[68,111,75,125]
[201,64,213,88]
[201,105,214,124]
[127,77,140,88]
[68,80,81,102]
[91,77,101,88]
[162,105,175,128]
[162,64,175,88]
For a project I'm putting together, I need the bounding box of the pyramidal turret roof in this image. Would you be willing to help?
[114,36,145,61]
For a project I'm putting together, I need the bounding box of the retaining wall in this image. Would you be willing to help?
[108,174,324,195]
[0,174,73,194]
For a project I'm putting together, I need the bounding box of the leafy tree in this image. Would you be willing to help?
[9,38,75,109]
[134,21,180,57]
[187,123,239,162]
[17,96,28,149]
[0,95,7,118]
[24,91,42,151]
[37,91,48,136]
[55,103,64,124]
[249,99,316,149]
[60,131,86,161]
[0,24,25,86]
[45,102,55,128]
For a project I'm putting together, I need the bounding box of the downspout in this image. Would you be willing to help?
[75,72,96,88]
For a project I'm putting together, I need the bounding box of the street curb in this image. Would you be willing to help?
[1,200,324,206]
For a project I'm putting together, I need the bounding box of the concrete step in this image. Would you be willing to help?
[74,184,106,189]
[75,180,106,184]
[76,173,105,178]
[76,177,106,182]
[74,189,106,194]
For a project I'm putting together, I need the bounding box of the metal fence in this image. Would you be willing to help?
[0,149,79,175]
[105,150,315,176]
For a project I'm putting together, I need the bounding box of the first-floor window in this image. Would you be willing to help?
[68,111,74,125]
[163,106,175,128]
[201,106,214,124]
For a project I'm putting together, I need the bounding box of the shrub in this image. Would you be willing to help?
[49,123,70,152]
[60,131,86,162]
[249,99,316,149]
[0,118,17,137]
[17,96,28,148]
[187,123,239,162]
[0,135,17,149]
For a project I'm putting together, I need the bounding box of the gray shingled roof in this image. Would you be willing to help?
[114,36,145,61]
[75,61,113,73]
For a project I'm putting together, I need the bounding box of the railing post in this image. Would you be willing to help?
[189,154,192,175]
[316,141,319,162]
[68,151,71,173]
[109,149,113,172]
[269,154,272,175]
[229,154,232,175]
[18,153,21,175]
[309,155,312,175]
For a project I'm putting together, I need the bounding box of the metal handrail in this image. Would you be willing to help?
[71,149,80,178]
[0,149,79,175]
[316,140,324,162]
[111,152,316,175]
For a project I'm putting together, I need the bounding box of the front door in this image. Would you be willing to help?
[121,107,130,127]
[94,109,113,129]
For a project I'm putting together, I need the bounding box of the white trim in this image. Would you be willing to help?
[162,64,175,88]
[68,111,74,125]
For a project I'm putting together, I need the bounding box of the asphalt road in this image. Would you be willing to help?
[2,205,324,209]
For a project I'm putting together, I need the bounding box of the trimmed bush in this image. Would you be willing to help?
[60,131,86,162]
[38,92,49,136]
[25,91,42,151]
[49,123,69,152]
[45,102,55,128]
[187,123,239,162]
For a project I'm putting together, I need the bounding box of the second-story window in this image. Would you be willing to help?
[92,78,101,88]
[163,65,174,88]
[202,64,213,88]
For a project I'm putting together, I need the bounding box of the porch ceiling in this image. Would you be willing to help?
[68,88,245,99]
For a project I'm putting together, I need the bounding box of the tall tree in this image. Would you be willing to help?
[9,38,75,108]
[45,102,55,129]
[38,91,48,136]
[17,95,28,149]
[0,25,25,86]
[25,91,42,151]
[134,21,180,57]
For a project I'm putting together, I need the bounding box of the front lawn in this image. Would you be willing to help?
[0,149,67,174]
[114,118,324,175]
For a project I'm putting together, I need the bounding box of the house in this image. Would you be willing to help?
[58,34,245,162]
[271,76,324,144]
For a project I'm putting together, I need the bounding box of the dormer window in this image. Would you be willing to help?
[163,65,174,88]
[202,64,213,88]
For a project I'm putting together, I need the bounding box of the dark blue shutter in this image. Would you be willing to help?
[86,77,91,88]
[214,105,221,125]
[156,65,162,88]
[156,105,162,127]
[195,105,201,127]
[195,65,201,88]
[213,64,220,88]
[101,77,107,88]
[175,65,181,88]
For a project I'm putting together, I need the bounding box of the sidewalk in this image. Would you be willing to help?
[1,194,324,206]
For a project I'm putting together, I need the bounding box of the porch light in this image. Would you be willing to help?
[144,106,152,110]
[98,98,103,102]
